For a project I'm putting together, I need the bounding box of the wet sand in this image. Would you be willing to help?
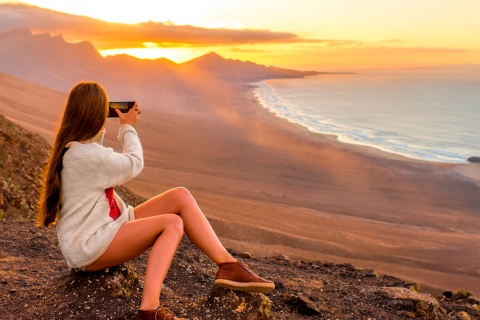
[1,72,479,295]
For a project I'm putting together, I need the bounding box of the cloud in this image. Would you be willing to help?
[359,46,469,55]
[0,3,317,48]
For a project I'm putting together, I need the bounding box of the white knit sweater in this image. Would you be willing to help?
[56,124,144,269]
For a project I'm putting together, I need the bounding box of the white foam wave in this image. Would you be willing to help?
[253,80,475,164]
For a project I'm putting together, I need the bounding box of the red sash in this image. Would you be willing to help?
[105,187,121,220]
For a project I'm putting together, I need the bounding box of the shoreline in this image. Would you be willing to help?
[246,83,434,165]
[250,79,480,184]
[252,77,474,165]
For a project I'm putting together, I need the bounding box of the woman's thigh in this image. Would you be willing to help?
[85,214,182,271]
[134,187,194,220]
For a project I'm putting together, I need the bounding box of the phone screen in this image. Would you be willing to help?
[108,101,135,117]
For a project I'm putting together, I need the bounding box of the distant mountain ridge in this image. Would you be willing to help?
[0,29,102,87]
[0,29,319,96]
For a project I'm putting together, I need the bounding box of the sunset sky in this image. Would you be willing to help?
[1,0,479,69]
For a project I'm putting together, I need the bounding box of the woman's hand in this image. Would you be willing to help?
[116,101,141,126]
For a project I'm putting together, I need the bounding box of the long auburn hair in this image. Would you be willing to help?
[37,82,109,227]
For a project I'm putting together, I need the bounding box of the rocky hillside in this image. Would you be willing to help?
[0,114,50,220]
[0,114,479,319]
[0,114,142,220]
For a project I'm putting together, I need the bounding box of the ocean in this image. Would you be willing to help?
[254,68,480,163]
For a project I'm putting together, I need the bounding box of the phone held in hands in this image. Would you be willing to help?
[108,101,135,117]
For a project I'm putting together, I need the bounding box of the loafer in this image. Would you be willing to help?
[214,261,275,293]
[135,306,185,320]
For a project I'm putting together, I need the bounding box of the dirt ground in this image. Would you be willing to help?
[1,96,479,320]
[1,219,479,320]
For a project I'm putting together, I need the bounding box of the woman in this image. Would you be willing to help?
[37,82,274,320]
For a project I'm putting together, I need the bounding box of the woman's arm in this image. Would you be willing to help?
[95,124,144,189]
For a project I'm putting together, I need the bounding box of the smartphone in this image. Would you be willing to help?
[108,101,135,117]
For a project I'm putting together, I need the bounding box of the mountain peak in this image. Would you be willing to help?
[203,52,224,59]
[187,51,226,64]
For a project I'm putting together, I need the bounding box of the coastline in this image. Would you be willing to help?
[252,75,476,165]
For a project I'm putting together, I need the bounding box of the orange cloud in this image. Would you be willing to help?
[0,3,317,48]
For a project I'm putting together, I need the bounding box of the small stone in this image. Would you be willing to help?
[358,268,378,277]
[277,254,290,261]
[406,282,421,292]
[238,252,253,259]
[467,156,480,163]
[205,287,273,319]
[457,311,471,320]
[363,286,441,318]
[284,293,321,316]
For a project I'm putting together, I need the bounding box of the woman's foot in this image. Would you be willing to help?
[136,306,185,320]
[214,261,275,293]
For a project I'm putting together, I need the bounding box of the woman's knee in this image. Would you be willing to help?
[172,186,192,198]
[163,214,184,236]
[170,187,196,205]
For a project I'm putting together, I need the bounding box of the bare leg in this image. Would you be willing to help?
[85,214,184,310]
[135,187,236,265]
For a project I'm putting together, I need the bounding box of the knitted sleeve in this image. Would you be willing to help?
[95,124,144,189]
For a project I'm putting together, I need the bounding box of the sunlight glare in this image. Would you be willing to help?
[98,47,206,63]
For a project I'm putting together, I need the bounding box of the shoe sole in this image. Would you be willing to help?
[214,279,275,294]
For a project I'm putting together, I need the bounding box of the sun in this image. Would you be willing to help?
[98,44,207,63]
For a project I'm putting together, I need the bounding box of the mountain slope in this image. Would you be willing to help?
[180,52,307,82]
[0,29,103,90]
[0,29,318,95]
[0,71,65,142]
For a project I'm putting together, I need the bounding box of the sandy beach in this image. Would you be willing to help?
[1,72,479,295]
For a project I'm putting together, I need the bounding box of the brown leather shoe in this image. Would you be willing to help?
[214,261,275,293]
[135,306,185,320]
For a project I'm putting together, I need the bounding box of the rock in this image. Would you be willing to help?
[339,263,356,271]
[361,286,442,318]
[238,252,254,259]
[467,156,480,163]
[405,282,421,292]
[276,254,290,261]
[357,268,378,278]
[454,289,476,301]
[204,287,274,320]
[67,263,139,298]
[39,263,140,319]
[283,293,322,316]
[457,311,471,320]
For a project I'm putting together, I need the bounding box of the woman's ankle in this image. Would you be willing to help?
[217,258,237,266]
[139,303,160,311]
